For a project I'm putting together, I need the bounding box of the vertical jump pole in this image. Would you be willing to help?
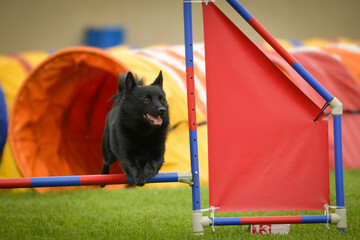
[224,0,347,232]
[183,1,201,211]
[183,1,208,235]
[333,114,347,232]
[334,116,345,208]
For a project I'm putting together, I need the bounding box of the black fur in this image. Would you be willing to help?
[101,71,169,186]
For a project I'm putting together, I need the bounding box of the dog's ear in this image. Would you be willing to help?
[152,71,163,88]
[124,71,136,91]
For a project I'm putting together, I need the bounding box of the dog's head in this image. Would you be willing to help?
[122,71,169,128]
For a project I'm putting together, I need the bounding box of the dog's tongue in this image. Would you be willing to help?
[149,114,163,125]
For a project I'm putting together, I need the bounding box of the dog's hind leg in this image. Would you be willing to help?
[101,160,110,175]
[100,152,117,187]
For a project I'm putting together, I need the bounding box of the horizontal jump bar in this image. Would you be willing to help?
[0,172,192,188]
[212,215,329,226]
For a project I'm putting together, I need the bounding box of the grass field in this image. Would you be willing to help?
[0,170,359,240]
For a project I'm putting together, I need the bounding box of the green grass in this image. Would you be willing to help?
[0,170,359,240]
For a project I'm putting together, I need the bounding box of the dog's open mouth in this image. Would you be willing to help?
[143,113,163,126]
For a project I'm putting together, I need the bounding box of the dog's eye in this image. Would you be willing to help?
[144,97,151,104]
[160,97,165,104]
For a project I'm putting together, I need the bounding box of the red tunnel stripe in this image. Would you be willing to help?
[7,54,33,73]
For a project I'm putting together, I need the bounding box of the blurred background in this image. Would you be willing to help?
[0,0,359,53]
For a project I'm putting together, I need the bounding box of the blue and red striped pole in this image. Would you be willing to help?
[212,215,330,226]
[0,172,191,188]
[183,1,201,212]
[226,0,333,102]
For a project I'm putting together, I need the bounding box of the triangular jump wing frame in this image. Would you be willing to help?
[183,0,347,234]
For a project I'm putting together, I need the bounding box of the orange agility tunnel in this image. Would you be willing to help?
[10,47,128,179]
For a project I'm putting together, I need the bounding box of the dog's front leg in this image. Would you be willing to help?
[120,158,146,186]
[144,156,164,180]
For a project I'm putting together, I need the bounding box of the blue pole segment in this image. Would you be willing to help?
[301,215,329,224]
[213,217,241,226]
[126,175,132,184]
[333,115,345,208]
[225,0,253,21]
[126,172,183,184]
[292,61,333,102]
[190,130,201,211]
[146,172,179,183]
[183,2,194,67]
[31,176,81,187]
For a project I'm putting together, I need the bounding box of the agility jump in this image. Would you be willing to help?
[185,0,346,234]
[0,0,347,235]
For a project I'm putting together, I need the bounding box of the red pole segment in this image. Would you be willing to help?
[186,66,197,130]
[240,216,302,225]
[79,174,128,185]
[0,178,31,188]
[247,18,297,65]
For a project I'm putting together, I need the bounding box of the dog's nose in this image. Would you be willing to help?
[157,107,166,115]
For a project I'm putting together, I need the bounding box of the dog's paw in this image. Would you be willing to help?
[144,165,157,180]
[133,179,146,187]
[131,171,147,187]
[100,170,109,188]
[144,159,164,180]
[135,182,145,187]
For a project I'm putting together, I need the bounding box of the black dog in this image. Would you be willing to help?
[101,71,169,186]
